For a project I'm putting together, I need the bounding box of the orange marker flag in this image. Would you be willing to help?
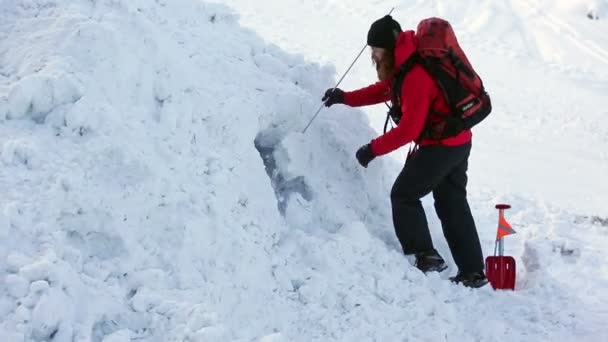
[496,216,516,240]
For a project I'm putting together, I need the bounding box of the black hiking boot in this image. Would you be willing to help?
[415,250,448,273]
[449,271,489,288]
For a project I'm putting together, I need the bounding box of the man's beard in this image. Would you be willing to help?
[375,55,395,81]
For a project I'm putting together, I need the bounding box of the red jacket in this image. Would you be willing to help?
[343,31,472,156]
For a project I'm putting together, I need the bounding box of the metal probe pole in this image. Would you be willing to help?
[301,7,395,133]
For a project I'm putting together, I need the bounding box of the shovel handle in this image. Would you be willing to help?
[495,204,511,256]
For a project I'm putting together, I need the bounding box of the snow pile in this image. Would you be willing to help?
[0,0,392,340]
[1,0,607,341]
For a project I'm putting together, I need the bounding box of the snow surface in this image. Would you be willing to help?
[1,0,607,341]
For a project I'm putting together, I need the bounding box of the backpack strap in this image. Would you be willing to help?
[382,102,393,134]
[384,53,422,134]
[417,58,457,115]
[389,53,456,141]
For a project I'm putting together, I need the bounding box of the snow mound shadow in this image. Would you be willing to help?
[254,128,312,216]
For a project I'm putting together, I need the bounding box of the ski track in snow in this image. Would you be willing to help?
[1,0,608,341]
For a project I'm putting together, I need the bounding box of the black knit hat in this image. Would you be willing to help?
[367,15,402,50]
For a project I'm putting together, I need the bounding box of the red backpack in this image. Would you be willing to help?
[387,18,492,139]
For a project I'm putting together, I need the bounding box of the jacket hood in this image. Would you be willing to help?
[393,30,417,67]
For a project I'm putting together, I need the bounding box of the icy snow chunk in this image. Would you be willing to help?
[127,268,171,290]
[19,259,53,282]
[0,296,14,318]
[6,252,33,273]
[5,274,29,298]
[63,100,104,136]
[1,139,37,169]
[15,304,31,323]
[102,329,131,342]
[255,127,284,150]
[187,305,219,332]
[3,201,28,231]
[30,280,50,293]
[270,264,294,292]
[288,63,330,93]
[253,53,289,77]
[188,326,228,342]
[130,287,162,312]
[297,275,329,303]
[22,290,43,309]
[260,333,284,342]
[7,73,81,122]
[255,131,313,216]
[31,289,66,340]
[340,221,373,250]
[283,193,313,227]
[182,305,226,341]
[66,230,127,261]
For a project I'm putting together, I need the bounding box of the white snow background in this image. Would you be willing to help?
[1,0,607,341]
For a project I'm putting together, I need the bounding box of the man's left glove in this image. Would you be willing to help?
[356,143,376,168]
[321,88,345,107]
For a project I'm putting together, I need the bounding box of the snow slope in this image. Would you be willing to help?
[1,0,607,341]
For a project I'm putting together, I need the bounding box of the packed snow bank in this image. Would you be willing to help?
[0,0,394,340]
[1,0,607,341]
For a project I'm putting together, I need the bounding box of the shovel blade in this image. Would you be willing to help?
[485,256,516,290]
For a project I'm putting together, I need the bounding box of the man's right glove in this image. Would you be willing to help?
[321,88,345,107]
[356,143,376,168]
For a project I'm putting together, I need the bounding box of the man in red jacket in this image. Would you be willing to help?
[322,15,487,288]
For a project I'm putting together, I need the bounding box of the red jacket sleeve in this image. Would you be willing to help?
[370,66,439,156]
[343,79,391,107]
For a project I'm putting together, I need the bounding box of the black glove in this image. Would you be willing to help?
[321,88,345,107]
[356,143,375,168]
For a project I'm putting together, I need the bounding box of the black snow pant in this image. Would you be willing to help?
[390,142,484,273]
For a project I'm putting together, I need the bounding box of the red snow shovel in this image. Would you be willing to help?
[485,204,516,290]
